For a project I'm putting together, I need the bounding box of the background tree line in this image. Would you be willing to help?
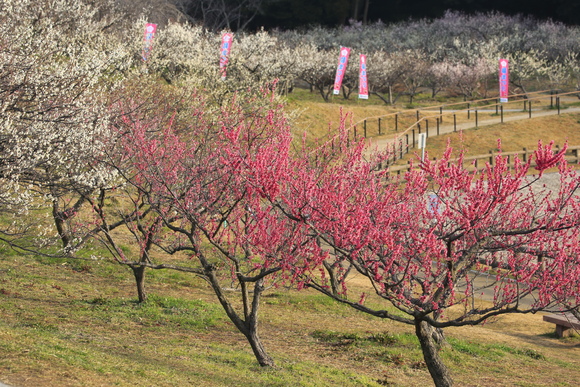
[164,0,580,31]
[126,7,580,103]
[125,1,580,32]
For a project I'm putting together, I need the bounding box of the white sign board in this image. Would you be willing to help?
[418,133,427,161]
[418,133,427,149]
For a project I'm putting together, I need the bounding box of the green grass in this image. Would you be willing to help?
[446,338,546,361]
[2,249,580,386]
[0,255,390,386]
[311,330,423,368]
[80,294,222,330]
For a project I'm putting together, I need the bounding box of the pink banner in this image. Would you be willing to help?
[358,54,368,99]
[220,33,234,80]
[142,23,157,62]
[333,47,351,95]
[499,59,509,103]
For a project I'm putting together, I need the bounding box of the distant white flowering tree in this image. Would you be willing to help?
[507,50,548,96]
[431,59,495,101]
[0,0,133,250]
[399,49,431,105]
[299,46,337,102]
[564,52,580,93]
[366,50,405,105]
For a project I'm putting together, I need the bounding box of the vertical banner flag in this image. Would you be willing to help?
[359,54,369,99]
[142,23,157,62]
[499,59,509,103]
[220,33,233,80]
[333,47,351,95]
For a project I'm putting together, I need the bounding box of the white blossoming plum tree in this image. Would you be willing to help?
[0,0,134,251]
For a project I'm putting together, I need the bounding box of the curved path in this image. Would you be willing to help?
[367,106,580,152]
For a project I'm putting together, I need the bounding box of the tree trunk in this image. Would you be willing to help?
[201,259,275,367]
[244,325,274,367]
[362,0,369,24]
[372,91,390,105]
[352,0,360,20]
[341,85,351,100]
[372,87,396,105]
[317,84,330,102]
[131,265,147,303]
[323,260,340,296]
[242,278,274,366]
[52,201,70,248]
[322,259,351,297]
[415,318,453,387]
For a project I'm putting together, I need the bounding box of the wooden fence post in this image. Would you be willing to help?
[399,139,403,159]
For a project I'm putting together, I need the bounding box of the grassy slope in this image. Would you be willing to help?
[1,254,579,387]
[404,112,580,164]
[286,88,580,156]
[1,91,580,387]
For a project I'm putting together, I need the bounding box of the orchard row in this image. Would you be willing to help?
[146,10,580,101]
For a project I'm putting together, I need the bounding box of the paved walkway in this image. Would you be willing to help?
[367,107,580,151]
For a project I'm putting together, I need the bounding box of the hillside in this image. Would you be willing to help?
[1,252,579,387]
[1,95,580,387]
[287,88,580,157]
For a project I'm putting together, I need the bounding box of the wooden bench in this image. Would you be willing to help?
[543,313,580,338]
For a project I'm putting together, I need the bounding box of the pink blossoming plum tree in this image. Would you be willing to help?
[106,85,321,366]
[279,126,580,386]
[70,82,201,303]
